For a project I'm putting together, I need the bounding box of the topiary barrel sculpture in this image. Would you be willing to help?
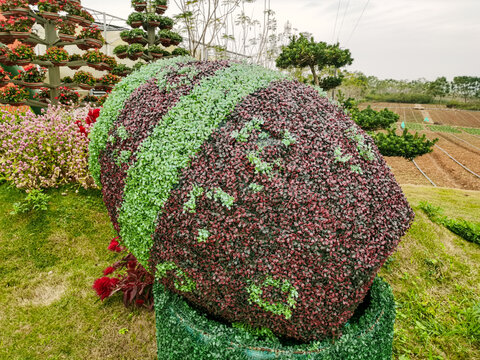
[89,57,414,358]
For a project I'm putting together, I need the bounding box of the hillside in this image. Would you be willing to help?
[0,183,479,359]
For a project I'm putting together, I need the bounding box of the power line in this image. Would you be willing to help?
[337,0,350,43]
[332,0,341,42]
[346,0,370,45]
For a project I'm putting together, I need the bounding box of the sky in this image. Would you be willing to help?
[82,0,480,81]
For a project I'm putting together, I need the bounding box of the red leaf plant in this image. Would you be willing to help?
[92,237,154,309]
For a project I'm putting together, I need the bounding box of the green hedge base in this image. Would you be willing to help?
[154,277,395,360]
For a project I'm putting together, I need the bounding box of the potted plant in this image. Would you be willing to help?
[0,85,29,105]
[153,0,167,14]
[0,0,30,16]
[44,46,69,65]
[111,64,132,77]
[57,86,80,105]
[82,94,98,105]
[82,49,104,70]
[73,70,95,90]
[10,16,35,38]
[127,12,143,28]
[171,47,188,56]
[78,26,104,49]
[102,54,117,71]
[38,0,60,20]
[10,44,35,64]
[13,65,46,88]
[33,87,49,103]
[113,44,128,59]
[157,29,174,46]
[147,45,169,59]
[67,53,83,70]
[56,19,76,42]
[61,75,73,84]
[65,1,84,24]
[125,28,145,44]
[144,13,161,28]
[158,16,173,30]
[96,73,120,91]
[79,9,94,27]
[126,43,144,60]
[131,0,147,12]
[0,68,11,86]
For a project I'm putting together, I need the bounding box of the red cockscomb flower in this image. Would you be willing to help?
[107,237,123,252]
[103,266,115,275]
[92,276,119,300]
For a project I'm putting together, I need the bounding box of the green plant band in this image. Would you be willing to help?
[117,63,285,265]
[88,56,194,185]
[154,277,396,359]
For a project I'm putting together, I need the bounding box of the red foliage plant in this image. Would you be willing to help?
[92,237,154,309]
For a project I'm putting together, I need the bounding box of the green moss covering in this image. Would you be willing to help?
[154,277,396,359]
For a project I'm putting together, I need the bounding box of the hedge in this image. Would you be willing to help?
[154,276,396,360]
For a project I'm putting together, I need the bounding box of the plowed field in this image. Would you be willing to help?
[362,103,480,191]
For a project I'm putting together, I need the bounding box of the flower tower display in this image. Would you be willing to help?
[113,0,187,65]
[89,57,414,359]
[0,0,119,107]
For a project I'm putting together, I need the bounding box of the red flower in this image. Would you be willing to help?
[103,266,115,275]
[107,237,123,252]
[85,108,100,125]
[92,276,119,301]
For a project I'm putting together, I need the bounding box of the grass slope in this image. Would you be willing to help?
[0,184,478,359]
[0,185,156,360]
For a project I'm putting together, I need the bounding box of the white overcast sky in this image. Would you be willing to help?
[82,0,480,81]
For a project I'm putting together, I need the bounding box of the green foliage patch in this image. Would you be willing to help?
[154,277,395,359]
[419,201,480,245]
[427,124,462,133]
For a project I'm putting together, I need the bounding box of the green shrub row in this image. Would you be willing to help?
[419,202,480,245]
[154,277,396,360]
[365,93,435,104]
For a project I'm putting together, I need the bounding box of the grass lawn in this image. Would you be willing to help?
[0,183,479,359]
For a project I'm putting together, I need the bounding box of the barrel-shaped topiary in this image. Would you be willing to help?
[89,57,414,343]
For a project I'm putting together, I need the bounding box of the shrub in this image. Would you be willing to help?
[419,201,480,245]
[350,106,399,131]
[0,105,96,190]
[89,58,413,342]
[372,129,438,159]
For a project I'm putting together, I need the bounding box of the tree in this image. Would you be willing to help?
[173,0,241,59]
[426,76,450,99]
[452,76,480,102]
[275,33,352,88]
